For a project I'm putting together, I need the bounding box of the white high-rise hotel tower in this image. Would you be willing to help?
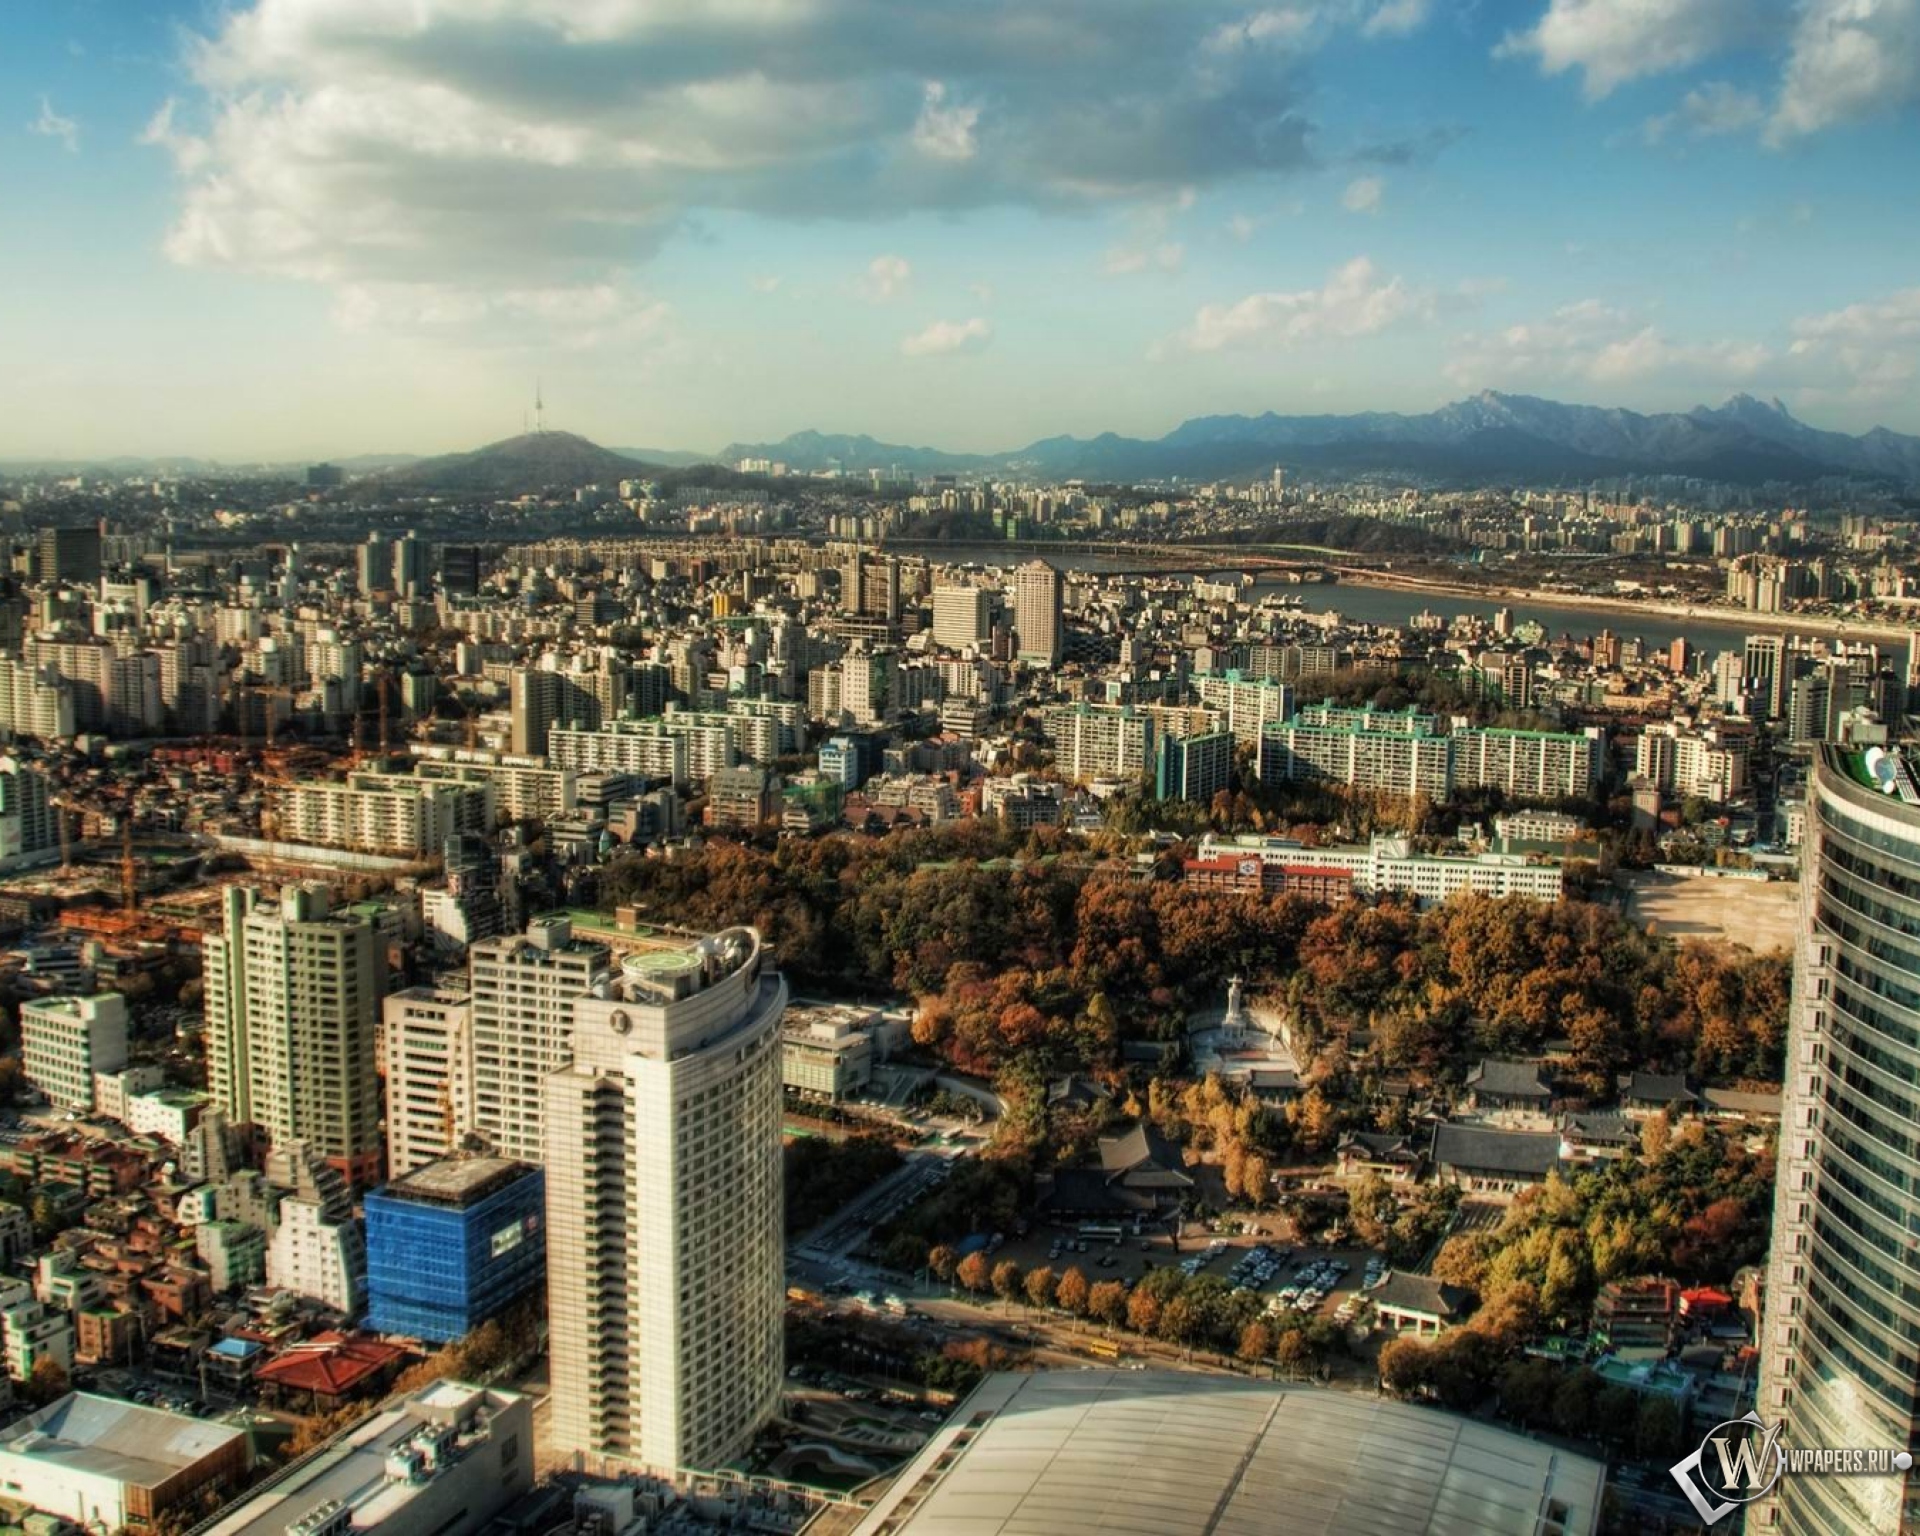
[1758,745,1920,1532]
[544,927,787,1473]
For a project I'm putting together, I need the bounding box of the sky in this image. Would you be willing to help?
[3,0,1919,461]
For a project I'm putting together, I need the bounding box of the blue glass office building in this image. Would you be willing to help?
[365,1157,545,1344]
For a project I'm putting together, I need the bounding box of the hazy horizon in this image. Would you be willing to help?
[5,2,1919,460]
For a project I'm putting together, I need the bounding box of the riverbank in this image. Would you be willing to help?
[1330,567,1912,646]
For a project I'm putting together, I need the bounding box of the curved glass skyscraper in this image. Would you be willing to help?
[1759,745,1920,1533]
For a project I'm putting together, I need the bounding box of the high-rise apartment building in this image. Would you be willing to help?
[357,532,395,596]
[0,753,60,871]
[1013,561,1064,668]
[383,986,474,1176]
[1744,633,1787,720]
[35,526,101,585]
[440,544,483,598]
[1195,672,1294,749]
[544,929,786,1472]
[1757,745,1920,1533]
[203,886,384,1188]
[931,585,992,652]
[270,770,492,856]
[1156,730,1233,805]
[468,917,609,1165]
[1040,702,1155,783]
[392,530,430,599]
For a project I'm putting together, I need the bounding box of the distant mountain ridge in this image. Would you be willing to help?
[11,392,1918,490]
[718,392,1920,487]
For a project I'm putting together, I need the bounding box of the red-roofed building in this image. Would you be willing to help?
[1182,855,1263,896]
[255,1331,408,1413]
[1678,1286,1734,1322]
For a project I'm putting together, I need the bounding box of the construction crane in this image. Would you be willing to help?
[49,793,76,875]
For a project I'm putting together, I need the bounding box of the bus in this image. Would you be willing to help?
[1088,1338,1120,1359]
[1077,1223,1125,1243]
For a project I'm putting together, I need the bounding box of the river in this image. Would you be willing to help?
[929,544,1770,655]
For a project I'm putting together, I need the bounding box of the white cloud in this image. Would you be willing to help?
[1788,287,1920,399]
[750,275,784,294]
[911,81,980,161]
[1104,241,1186,275]
[148,0,1330,333]
[139,99,208,172]
[1173,256,1432,352]
[859,255,913,302]
[1445,297,1769,389]
[29,96,78,152]
[968,281,996,304]
[1342,175,1384,213]
[1586,327,1770,382]
[332,280,673,352]
[1498,1,1763,99]
[1770,0,1920,142]
[1209,2,1433,52]
[1507,0,1920,140]
[1794,288,1920,345]
[1364,0,1432,38]
[1642,80,1765,143]
[901,316,992,356]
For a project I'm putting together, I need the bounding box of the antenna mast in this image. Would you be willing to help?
[534,380,546,435]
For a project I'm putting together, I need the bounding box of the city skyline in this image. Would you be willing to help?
[5,1,1919,460]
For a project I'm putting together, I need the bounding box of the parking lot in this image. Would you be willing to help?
[999,1222,1392,1325]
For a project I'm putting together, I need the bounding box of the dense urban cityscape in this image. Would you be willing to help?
[9,3,1920,1535]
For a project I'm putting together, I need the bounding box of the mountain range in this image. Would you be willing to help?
[710,393,1920,488]
[10,393,1919,490]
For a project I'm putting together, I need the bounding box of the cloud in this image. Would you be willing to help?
[1172,256,1433,352]
[749,275,784,294]
[859,254,913,302]
[1506,0,1920,140]
[1105,242,1185,275]
[1342,175,1384,213]
[1363,0,1433,38]
[912,81,980,160]
[1642,80,1765,144]
[1586,327,1770,382]
[1770,0,1920,142]
[1497,1,1764,99]
[1788,287,1920,399]
[901,316,992,356]
[332,281,673,352]
[1445,297,1769,389]
[1208,2,1435,52]
[29,96,78,152]
[148,0,1331,329]
[139,99,207,172]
